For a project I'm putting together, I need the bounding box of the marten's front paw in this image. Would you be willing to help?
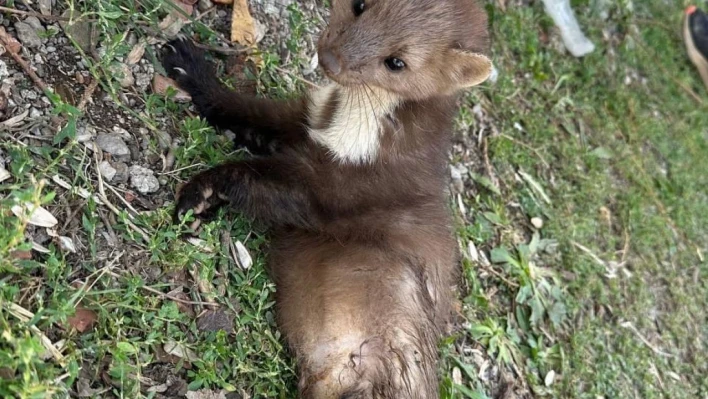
[161,37,215,94]
[173,179,223,230]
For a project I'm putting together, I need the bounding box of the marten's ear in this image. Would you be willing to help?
[449,50,493,89]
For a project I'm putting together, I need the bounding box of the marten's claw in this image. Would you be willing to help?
[173,180,224,230]
[160,38,213,91]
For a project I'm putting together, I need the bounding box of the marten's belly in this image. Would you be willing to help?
[268,227,456,397]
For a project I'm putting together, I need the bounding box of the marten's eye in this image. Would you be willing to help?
[352,0,365,16]
[384,57,406,72]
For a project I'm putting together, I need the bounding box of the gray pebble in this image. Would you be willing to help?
[112,162,130,183]
[96,134,131,162]
[98,160,117,182]
[24,16,45,33]
[14,21,42,48]
[111,63,135,88]
[198,0,213,12]
[29,108,43,119]
[22,90,39,101]
[129,165,160,194]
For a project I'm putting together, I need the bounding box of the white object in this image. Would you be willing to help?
[541,0,595,57]
[11,202,58,228]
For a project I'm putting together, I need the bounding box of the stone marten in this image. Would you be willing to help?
[161,0,492,397]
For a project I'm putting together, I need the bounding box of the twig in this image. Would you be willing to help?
[3,302,66,366]
[499,134,550,169]
[104,182,141,218]
[620,321,673,357]
[105,270,217,307]
[77,78,100,112]
[274,65,322,89]
[194,5,217,22]
[571,240,606,267]
[0,6,146,25]
[188,264,218,305]
[0,6,80,22]
[193,41,250,55]
[634,37,703,105]
[481,136,500,190]
[478,264,519,288]
[0,26,51,93]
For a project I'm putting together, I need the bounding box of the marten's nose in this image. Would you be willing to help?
[319,49,342,76]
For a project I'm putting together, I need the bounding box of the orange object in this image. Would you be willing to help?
[686,5,697,15]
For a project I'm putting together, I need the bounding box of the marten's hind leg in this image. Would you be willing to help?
[161,38,310,154]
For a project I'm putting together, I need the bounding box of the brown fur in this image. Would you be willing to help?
[160,1,492,397]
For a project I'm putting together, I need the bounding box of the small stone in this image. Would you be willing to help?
[14,21,43,48]
[59,11,94,53]
[155,130,172,150]
[98,161,117,182]
[111,63,134,88]
[76,125,95,143]
[253,19,266,44]
[22,89,38,101]
[38,0,52,16]
[112,162,129,183]
[96,134,131,162]
[198,0,213,12]
[0,60,9,81]
[134,71,152,91]
[29,108,43,119]
[24,17,45,32]
[531,217,544,229]
[129,165,159,194]
[112,126,131,140]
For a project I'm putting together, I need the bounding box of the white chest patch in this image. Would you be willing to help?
[307,84,400,164]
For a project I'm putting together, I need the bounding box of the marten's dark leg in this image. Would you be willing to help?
[174,158,321,230]
[161,38,310,154]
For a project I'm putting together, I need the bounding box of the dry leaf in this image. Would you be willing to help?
[153,74,192,102]
[124,191,136,203]
[188,237,215,253]
[230,0,256,46]
[174,1,194,20]
[58,236,77,253]
[544,370,556,387]
[10,250,32,260]
[39,339,66,361]
[0,27,22,54]
[197,309,235,333]
[185,389,228,399]
[66,306,97,333]
[213,0,233,4]
[0,167,10,183]
[1,109,29,128]
[11,202,58,228]
[452,367,462,385]
[76,377,102,397]
[31,241,50,253]
[157,14,186,39]
[167,287,195,317]
[234,240,252,270]
[126,42,146,65]
[164,340,198,361]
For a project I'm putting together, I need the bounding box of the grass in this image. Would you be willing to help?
[0,0,706,398]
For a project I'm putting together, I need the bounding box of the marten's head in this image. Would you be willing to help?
[317,0,492,100]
